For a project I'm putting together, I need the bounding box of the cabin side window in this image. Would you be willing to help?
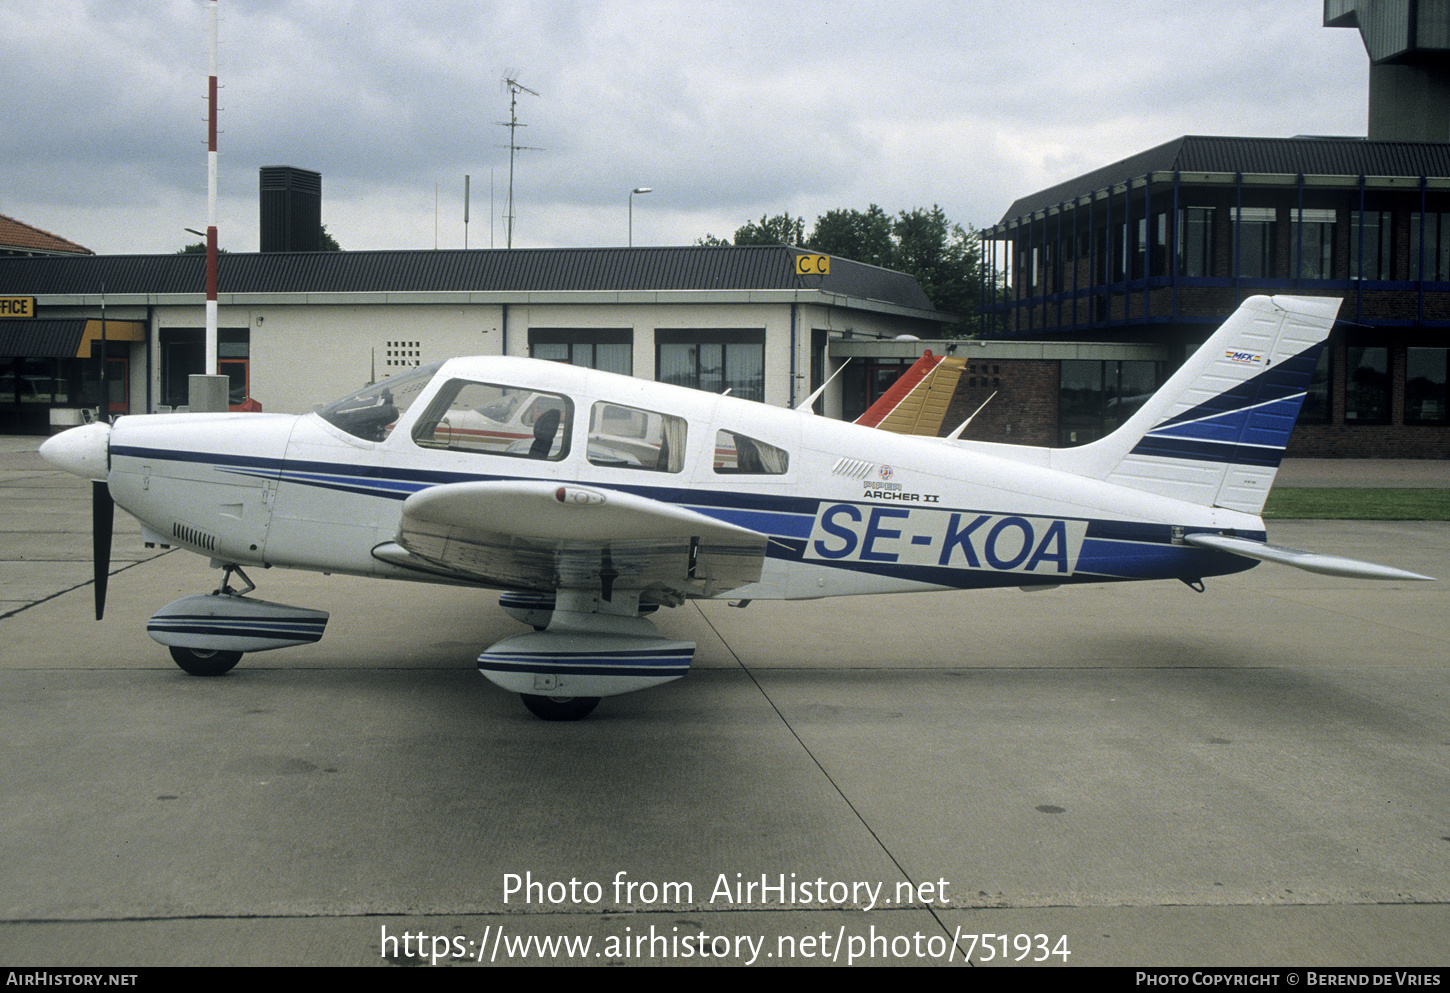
[412,380,573,461]
[713,429,789,474]
[587,401,686,472]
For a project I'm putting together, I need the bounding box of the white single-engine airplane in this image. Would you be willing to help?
[40,295,1433,719]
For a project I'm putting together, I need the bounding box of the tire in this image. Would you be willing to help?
[520,694,600,721]
[169,646,243,677]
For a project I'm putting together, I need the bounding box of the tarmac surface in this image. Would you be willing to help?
[1,436,1447,967]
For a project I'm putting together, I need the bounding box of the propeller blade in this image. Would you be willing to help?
[92,479,114,620]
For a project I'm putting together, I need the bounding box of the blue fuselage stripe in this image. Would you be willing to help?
[112,447,1266,589]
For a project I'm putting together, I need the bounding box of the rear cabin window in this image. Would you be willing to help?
[587,401,686,472]
[713,430,789,474]
[412,380,572,461]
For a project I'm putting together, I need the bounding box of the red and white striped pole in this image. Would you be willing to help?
[205,0,219,376]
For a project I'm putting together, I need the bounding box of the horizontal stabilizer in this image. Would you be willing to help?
[1183,533,1435,581]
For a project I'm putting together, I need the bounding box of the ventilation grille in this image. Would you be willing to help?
[172,523,217,552]
[832,458,875,479]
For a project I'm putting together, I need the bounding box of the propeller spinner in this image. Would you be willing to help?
[39,422,114,619]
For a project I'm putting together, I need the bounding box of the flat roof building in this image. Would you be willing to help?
[0,245,949,434]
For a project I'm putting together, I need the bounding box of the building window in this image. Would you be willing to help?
[1406,347,1448,424]
[1177,207,1214,278]
[1410,212,1450,282]
[1178,207,1214,277]
[528,329,633,375]
[1232,207,1276,278]
[656,330,764,403]
[1058,359,1164,446]
[1292,208,1335,280]
[1344,346,1389,424]
[1300,346,1331,424]
[1350,211,1393,281]
[841,358,912,421]
[159,327,249,409]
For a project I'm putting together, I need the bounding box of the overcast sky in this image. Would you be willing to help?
[0,0,1372,256]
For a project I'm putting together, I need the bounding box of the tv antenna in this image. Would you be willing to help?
[498,74,540,249]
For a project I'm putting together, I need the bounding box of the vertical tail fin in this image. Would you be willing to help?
[855,350,968,436]
[1051,295,1338,514]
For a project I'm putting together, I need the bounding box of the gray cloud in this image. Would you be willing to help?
[0,0,1372,254]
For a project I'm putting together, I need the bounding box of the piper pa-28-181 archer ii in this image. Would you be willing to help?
[40,294,1433,720]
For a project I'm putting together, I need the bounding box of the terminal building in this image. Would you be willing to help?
[968,4,1450,457]
[0,242,950,434]
[978,135,1450,457]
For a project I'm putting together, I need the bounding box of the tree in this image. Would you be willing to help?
[320,224,341,251]
[806,205,894,269]
[889,205,978,320]
[732,212,806,246]
[177,242,228,254]
[698,204,997,331]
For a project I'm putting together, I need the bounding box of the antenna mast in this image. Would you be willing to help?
[499,74,539,249]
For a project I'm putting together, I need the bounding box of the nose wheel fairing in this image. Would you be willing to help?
[147,590,329,655]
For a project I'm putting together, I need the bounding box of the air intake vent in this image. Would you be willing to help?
[172,523,217,552]
[832,458,875,479]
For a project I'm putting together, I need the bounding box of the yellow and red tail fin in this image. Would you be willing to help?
[854,350,967,436]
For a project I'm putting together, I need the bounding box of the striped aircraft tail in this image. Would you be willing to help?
[854,350,968,436]
[1051,295,1338,515]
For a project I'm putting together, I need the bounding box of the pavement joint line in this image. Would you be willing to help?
[0,549,174,621]
[13,896,1449,925]
[688,600,968,955]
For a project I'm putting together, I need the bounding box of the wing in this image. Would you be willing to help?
[381,480,767,602]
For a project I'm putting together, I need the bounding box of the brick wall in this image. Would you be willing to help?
[939,358,1058,447]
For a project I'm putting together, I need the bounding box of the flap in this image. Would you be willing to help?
[396,480,768,599]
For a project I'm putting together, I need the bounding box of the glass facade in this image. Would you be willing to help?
[1406,347,1448,424]
[1344,346,1389,423]
[1058,359,1164,447]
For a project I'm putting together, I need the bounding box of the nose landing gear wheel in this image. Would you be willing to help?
[169,646,243,677]
[520,694,600,721]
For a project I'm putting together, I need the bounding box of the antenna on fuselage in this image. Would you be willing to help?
[795,357,851,414]
[944,390,996,441]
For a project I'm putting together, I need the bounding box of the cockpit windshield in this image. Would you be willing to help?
[315,361,442,442]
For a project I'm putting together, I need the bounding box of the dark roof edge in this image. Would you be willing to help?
[994,134,1450,224]
[0,244,942,318]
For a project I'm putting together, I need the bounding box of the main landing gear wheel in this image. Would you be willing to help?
[169,646,243,677]
[520,694,600,722]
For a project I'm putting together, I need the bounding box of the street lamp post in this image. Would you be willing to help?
[629,187,653,247]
